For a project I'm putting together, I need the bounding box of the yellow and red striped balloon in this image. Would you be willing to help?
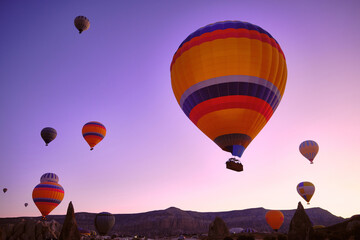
[171,21,287,160]
[82,121,106,150]
[32,175,64,218]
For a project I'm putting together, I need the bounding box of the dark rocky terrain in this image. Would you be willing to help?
[0,206,345,237]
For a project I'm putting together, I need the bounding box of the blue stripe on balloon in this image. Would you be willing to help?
[178,21,276,50]
[181,81,280,117]
[35,184,64,191]
[33,198,61,204]
[179,75,281,108]
[83,132,104,138]
[84,122,105,128]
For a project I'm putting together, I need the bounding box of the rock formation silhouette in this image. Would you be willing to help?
[59,201,81,240]
[0,218,61,239]
[208,216,230,240]
[288,202,314,240]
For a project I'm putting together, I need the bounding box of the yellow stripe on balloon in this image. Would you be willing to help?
[171,38,286,103]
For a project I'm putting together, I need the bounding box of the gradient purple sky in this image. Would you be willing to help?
[1,0,360,219]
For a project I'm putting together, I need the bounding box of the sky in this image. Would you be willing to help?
[1,0,360,219]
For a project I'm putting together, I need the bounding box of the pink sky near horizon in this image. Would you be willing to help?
[1,0,360,220]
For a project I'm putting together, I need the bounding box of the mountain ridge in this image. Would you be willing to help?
[0,206,346,236]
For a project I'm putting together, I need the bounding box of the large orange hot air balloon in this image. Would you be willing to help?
[32,173,64,219]
[265,210,284,232]
[170,21,287,170]
[82,121,106,150]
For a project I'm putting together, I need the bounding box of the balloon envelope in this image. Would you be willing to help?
[24,203,28,207]
[74,16,90,34]
[32,181,64,217]
[40,172,59,183]
[82,121,106,150]
[41,127,57,146]
[94,212,115,236]
[3,188,7,193]
[170,21,287,159]
[299,140,319,164]
[265,210,284,231]
[297,181,315,204]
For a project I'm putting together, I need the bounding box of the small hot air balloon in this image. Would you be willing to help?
[40,172,59,183]
[41,127,57,146]
[297,181,315,204]
[265,210,284,232]
[74,16,90,34]
[82,121,106,150]
[32,174,64,219]
[78,227,91,236]
[299,140,319,164]
[94,212,115,236]
[24,203,28,207]
[170,21,287,171]
[3,188,7,193]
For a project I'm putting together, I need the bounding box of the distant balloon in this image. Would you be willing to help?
[41,127,57,146]
[3,188,7,193]
[40,172,59,183]
[74,16,90,34]
[24,203,28,207]
[32,178,64,219]
[265,210,284,232]
[94,212,115,236]
[299,140,319,164]
[297,181,315,204]
[170,21,287,169]
[82,121,106,150]
[78,227,91,236]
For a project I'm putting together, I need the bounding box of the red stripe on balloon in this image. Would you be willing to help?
[171,28,284,70]
[35,202,60,206]
[189,96,273,125]
[84,135,104,140]
[33,188,64,193]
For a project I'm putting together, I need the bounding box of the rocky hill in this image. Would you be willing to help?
[0,206,345,237]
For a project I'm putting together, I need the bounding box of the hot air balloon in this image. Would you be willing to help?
[40,172,59,183]
[3,188,7,193]
[79,227,91,236]
[32,174,64,219]
[94,212,115,236]
[24,203,28,207]
[265,210,284,232]
[170,21,287,171]
[299,140,319,164]
[297,181,315,204]
[74,16,90,34]
[41,127,57,146]
[82,121,106,150]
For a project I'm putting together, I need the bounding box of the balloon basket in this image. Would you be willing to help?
[226,158,243,172]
